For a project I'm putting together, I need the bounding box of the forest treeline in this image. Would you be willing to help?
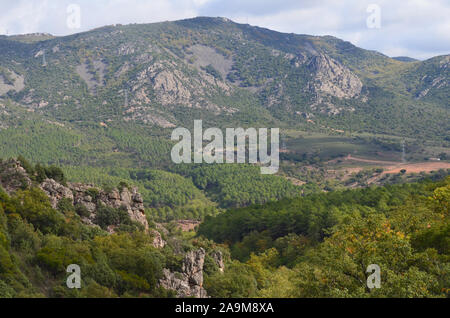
[0,157,449,297]
[199,177,450,297]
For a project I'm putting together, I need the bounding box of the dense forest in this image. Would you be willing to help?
[199,177,450,297]
[0,157,448,297]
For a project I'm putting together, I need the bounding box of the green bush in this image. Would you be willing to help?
[95,205,131,229]
[0,280,15,298]
[57,198,75,215]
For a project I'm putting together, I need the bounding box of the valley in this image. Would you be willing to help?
[0,16,448,299]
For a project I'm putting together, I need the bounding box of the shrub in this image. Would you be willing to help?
[0,280,15,298]
[118,182,129,192]
[95,205,131,229]
[57,198,75,215]
[86,188,100,201]
[17,156,34,175]
[45,166,66,184]
[14,188,63,234]
[75,204,91,218]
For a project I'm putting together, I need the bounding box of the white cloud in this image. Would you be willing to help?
[0,0,50,35]
[219,0,450,59]
[0,0,448,59]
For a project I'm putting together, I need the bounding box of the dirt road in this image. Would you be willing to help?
[382,162,450,174]
[340,155,449,174]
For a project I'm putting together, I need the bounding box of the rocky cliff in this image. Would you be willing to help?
[0,159,167,247]
[159,248,208,298]
[0,158,233,298]
[40,179,149,231]
[0,159,32,193]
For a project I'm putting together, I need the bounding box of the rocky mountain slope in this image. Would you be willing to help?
[0,17,448,139]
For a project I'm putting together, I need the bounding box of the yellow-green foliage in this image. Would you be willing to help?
[201,177,450,298]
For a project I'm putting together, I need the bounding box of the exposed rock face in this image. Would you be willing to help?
[0,159,32,193]
[159,248,208,298]
[134,62,192,107]
[183,248,206,287]
[175,219,201,232]
[71,183,149,230]
[0,69,25,96]
[153,69,192,105]
[71,184,97,214]
[150,229,166,249]
[307,53,363,100]
[188,44,233,79]
[127,56,234,120]
[40,179,74,208]
[38,179,149,230]
[0,160,149,231]
[263,52,364,115]
[75,60,106,94]
[212,251,225,273]
[416,56,449,99]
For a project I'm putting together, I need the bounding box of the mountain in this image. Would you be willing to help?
[392,56,418,62]
[0,17,448,133]
[0,17,448,181]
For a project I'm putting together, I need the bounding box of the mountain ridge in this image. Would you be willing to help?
[0,16,448,169]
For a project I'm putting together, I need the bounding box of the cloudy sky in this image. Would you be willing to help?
[0,0,449,60]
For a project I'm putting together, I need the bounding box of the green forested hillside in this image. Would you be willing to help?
[1,159,448,297]
[199,177,450,297]
[172,164,301,207]
[0,17,448,147]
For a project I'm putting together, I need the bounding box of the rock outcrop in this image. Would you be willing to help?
[40,178,74,208]
[150,229,166,249]
[79,184,147,230]
[212,251,225,273]
[39,179,149,230]
[416,56,449,99]
[307,53,363,100]
[0,159,32,193]
[0,160,151,232]
[0,69,25,96]
[159,248,208,298]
